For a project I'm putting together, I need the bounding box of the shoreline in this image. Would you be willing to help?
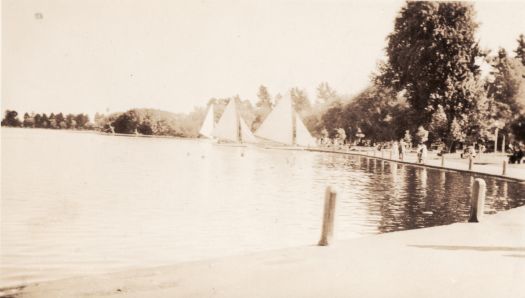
[2,127,525,183]
[3,127,523,182]
[7,206,525,298]
[306,147,525,182]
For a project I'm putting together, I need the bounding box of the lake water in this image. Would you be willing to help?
[1,128,524,289]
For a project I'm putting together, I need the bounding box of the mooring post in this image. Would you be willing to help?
[441,154,445,167]
[468,156,473,171]
[319,186,337,246]
[502,160,507,176]
[468,179,486,223]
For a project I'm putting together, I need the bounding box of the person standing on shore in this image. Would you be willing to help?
[391,141,399,160]
[399,139,406,161]
[417,143,427,164]
[479,144,486,156]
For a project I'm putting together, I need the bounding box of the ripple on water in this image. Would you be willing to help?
[2,128,525,288]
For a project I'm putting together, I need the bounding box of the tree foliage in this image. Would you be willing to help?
[2,111,91,130]
[487,48,525,116]
[515,34,525,66]
[252,86,273,131]
[428,104,447,143]
[377,1,486,148]
[95,108,206,137]
[256,85,272,109]
[415,126,429,144]
[316,82,338,104]
[290,87,311,114]
[1,110,21,127]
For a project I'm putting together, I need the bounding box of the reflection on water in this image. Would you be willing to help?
[356,160,522,233]
[1,128,525,288]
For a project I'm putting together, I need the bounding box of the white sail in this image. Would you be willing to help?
[295,112,316,147]
[199,105,215,138]
[255,96,315,146]
[212,99,238,142]
[212,99,257,143]
[255,96,294,145]
[240,117,257,143]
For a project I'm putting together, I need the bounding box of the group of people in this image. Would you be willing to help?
[509,143,524,164]
[320,136,524,166]
[381,140,427,163]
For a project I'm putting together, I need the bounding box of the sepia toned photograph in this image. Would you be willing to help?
[1,0,525,297]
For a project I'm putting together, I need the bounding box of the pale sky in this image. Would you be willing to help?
[2,0,525,120]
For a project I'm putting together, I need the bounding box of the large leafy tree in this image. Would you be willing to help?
[55,113,66,129]
[23,113,35,127]
[338,86,410,143]
[314,85,410,143]
[75,114,90,129]
[487,48,525,118]
[40,113,49,128]
[65,114,76,128]
[112,110,138,134]
[510,115,525,142]
[1,110,21,127]
[321,101,344,139]
[488,44,525,142]
[33,113,42,128]
[48,113,58,128]
[377,1,487,148]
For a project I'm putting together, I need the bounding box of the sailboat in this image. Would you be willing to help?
[212,98,257,145]
[255,96,316,147]
[199,104,215,138]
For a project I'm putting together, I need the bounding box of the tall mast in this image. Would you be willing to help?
[235,100,243,143]
[292,105,297,146]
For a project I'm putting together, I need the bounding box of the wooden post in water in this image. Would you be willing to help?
[441,154,445,167]
[502,135,505,154]
[468,156,473,171]
[319,186,337,246]
[468,179,486,223]
[502,160,507,176]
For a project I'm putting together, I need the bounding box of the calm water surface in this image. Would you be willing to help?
[1,128,524,288]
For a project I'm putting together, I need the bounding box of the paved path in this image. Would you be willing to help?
[309,148,525,182]
[12,206,525,298]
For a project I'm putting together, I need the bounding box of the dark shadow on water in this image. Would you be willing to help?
[408,244,525,252]
[347,155,525,234]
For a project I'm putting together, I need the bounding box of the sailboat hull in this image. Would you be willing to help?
[214,143,248,147]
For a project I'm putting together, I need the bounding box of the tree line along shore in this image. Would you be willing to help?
[2,2,524,152]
